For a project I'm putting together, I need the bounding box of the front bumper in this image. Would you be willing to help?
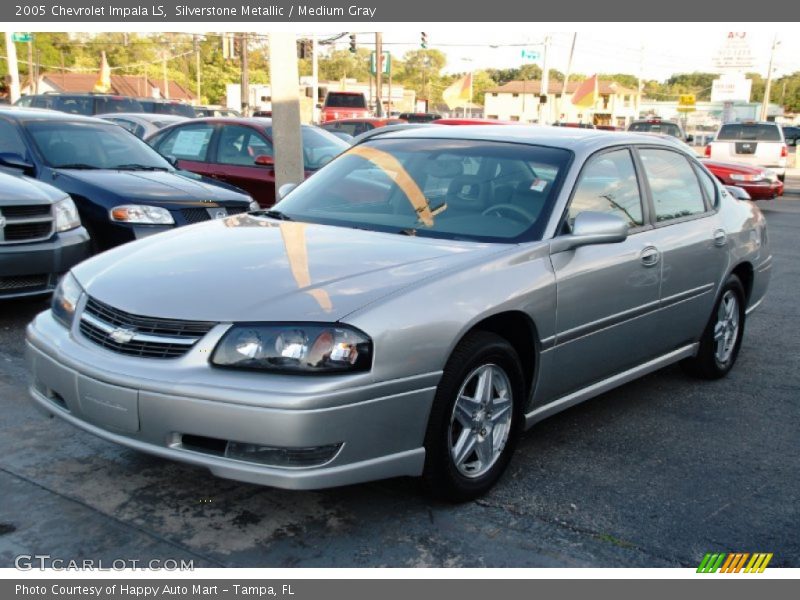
[0,227,91,299]
[26,310,437,489]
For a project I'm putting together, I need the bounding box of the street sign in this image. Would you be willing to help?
[370,51,391,76]
[11,33,32,43]
[520,49,540,62]
[677,93,696,112]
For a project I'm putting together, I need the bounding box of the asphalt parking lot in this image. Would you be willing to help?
[1,196,798,569]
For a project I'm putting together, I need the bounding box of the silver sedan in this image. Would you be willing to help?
[26,126,771,501]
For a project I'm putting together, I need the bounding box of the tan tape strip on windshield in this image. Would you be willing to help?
[348,145,433,227]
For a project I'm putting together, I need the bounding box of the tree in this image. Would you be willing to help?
[395,49,446,101]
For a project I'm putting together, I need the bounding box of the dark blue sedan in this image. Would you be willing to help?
[0,107,256,252]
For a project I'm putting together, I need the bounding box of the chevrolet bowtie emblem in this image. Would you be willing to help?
[109,328,135,344]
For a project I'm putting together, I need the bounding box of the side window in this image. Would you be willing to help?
[215,125,273,166]
[569,149,643,227]
[156,124,214,162]
[639,149,707,222]
[0,119,28,157]
[693,164,718,209]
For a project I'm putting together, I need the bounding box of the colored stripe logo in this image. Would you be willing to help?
[697,552,773,573]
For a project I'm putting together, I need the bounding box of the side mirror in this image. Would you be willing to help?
[254,154,275,167]
[724,185,751,201]
[550,211,629,254]
[0,152,35,174]
[278,183,297,200]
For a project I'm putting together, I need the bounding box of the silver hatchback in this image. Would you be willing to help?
[26,126,771,501]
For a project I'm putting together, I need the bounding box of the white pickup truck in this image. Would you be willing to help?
[705,121,787,182]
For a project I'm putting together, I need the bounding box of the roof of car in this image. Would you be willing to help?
[359,124,690,153]
[0,105,105,122]
[96,112,188,123]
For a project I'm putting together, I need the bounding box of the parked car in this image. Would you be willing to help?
[15,93,144,115]
[320,117,406,138]
[135,98,198,118]
[705,121,787,182]
[320,91,370,123]
[146,118,349,207]
[596,125,623,132]
[195,106,242,118]
[397,112,442,123]
[701,159,783,200]
[553,122,597,129]
[628,118,692,142]
[351,123,439,145]
[26,127,770,501]
[97,113,188,139]
[781,125,800,147]
[0,107,255,252]
[0,172,90,299]
[432,118,517,126]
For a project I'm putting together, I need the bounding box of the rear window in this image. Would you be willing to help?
[324,93,367,109]
[94,96,144,114]
[153,103,197,118]
[629,121,682,138]
[717,123,782,142]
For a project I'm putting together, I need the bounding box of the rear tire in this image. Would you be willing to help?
[682,275,746,379]
[422,331,525,502]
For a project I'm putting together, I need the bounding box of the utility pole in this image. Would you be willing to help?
[268,32,304,199]
[561,33,577,122]
[162,50,169,99]
[241,32,250,116]
[4,32,21,103]
[760,34,779,122]
[27,38,34,92]
[375,32,383,117]
[311,33,319,123]
[539,35,551,125]
[194,34,201,105]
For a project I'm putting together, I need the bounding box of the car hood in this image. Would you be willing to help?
[54,168,250,205]
[701,159,765,174]
[0,172,66,204]
[73,215,508,322]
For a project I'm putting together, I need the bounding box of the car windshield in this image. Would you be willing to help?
[272,138,571,243]
[717,123,782,141]
[27,120,173,170]
[324,93,367,109]
[263,126,349,170]
[630,122,682,137]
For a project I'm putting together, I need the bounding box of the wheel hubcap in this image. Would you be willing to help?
[713,290,740,365]
[448,364,513,478]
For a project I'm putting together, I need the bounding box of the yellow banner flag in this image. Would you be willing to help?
[93,51,111,93]
[442,73,472,110]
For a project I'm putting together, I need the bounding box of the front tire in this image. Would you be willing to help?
[682,275,746,379]
[422,331,525,502]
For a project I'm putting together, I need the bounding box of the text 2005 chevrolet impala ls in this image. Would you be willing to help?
[26,127,771,501]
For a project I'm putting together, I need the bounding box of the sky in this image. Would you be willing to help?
[317,26,800,81]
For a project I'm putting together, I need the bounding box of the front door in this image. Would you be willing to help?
[544,147,663,400]
[211,125,276,207]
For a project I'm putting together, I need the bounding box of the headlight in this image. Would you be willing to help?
[249,200,260,212]
[54,197,81,232]
[211,324,372,374]
[51,272,83,329]
[109,204,175,225]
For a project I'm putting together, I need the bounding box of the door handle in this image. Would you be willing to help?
[713,229,727,247]
[639,245,660,267]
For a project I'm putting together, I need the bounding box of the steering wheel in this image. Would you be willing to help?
[481,203,536,223]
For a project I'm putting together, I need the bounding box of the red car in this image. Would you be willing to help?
[320,117,406,138]
[320,91,370,123]
[701,159,784,200]
[146,118,348,207]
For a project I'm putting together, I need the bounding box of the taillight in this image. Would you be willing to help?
[781,145,788,158]
[704,144,712,157]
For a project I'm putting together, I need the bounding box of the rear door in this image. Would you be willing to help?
[152,122,217,179]
[545,147,663,400]
[210,124,276,207]
[635,147,728,349]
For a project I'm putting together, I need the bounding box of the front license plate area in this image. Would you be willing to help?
[77,376,140,433]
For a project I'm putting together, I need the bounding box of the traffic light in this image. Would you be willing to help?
[421,32,428,49]
[296,39,313,60]
[349,34,357,53]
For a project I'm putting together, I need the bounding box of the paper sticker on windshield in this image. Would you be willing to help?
[530,178,547,193]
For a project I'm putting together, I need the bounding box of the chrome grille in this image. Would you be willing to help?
[79,296,215,359]
[0,204,54,245]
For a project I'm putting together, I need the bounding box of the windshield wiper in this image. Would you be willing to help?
[53,163,99,169]
[114,164,169,171]
[261,209,293,221]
